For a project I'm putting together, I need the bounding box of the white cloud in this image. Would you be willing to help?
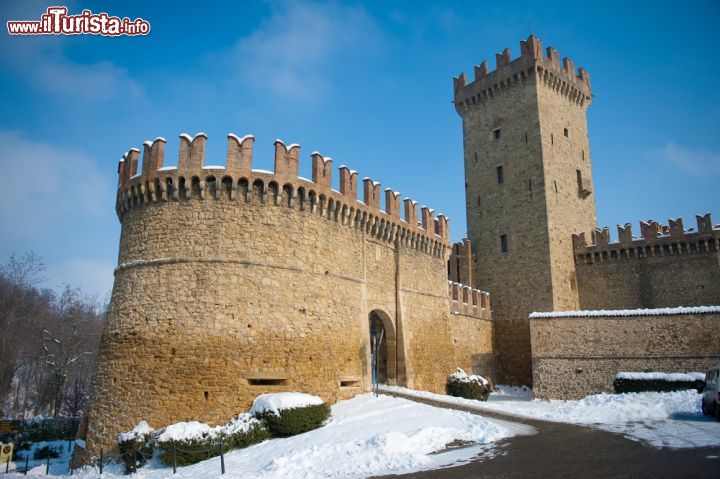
[0,1,142,102]
[226,1,380,100]
[30,53,142,101]
[0,129,111,236]
[657,142,720,177]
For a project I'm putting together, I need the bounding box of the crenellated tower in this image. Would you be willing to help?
[454,35,597,384]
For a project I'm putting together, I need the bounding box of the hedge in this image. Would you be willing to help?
[254,403,331,437]
[118,433,154,473]
[613,375,704,394]
[157,421,270,467]
[445,369,490,401]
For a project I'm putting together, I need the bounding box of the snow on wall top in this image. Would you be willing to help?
[530,305,720,319]
[572,214,719,258]
[115,134,451,245]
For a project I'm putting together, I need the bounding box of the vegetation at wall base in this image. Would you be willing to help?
[255,403,331,437]
[613,377,704,394]
[33,444,62,460]
[446,374,490,401]
[157,422,270,467]
[118,434,154,474]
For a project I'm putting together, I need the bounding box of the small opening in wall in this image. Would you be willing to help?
[582,149,585,161]
[496,165,504,184]
[248,378,288,386]
[551,134,554,145]
[528,178,532,191]
[477,193,481,206]
[474,152,478,163]
[171,348,176,355]
[554,180,558,193]
[564,128,569,137]
[204,391,209,400]
[494,128,501,140]
[500,234,508,254]
[340,380,361,388]
[525,132,528,143]
[113,377,117,385]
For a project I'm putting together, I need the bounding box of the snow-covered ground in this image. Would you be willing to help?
[6,393,533,478]
[9,440,75,476]
[381,385,720,449]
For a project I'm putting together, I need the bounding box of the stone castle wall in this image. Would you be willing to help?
[573,216,720,309]
[530,308,720,399]
[76,134,493,464]
[455,35,595,385]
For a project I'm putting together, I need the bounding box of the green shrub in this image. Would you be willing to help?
[25,418,76,442]
[33,444,62,460]
[118,435,154,473]
[157,417,270,467]
[613,373,704,394]
[255,403,331,437]
[117,420,155,474]
[445,368,490,401]
[158,434,220,467]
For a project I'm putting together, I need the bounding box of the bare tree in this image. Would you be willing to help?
[0,253,49,416]
[41,286,101,417]
[0,253,105,419]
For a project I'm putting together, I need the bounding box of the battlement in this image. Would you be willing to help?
[572,214,720,263]
[453,35,592,112]
[448,238,472,285]
[116,133,451,257]
[447,281,491,320]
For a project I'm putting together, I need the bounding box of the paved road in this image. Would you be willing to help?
[374,393,720,479]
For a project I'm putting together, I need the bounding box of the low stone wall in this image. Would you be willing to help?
[529,307,720,399]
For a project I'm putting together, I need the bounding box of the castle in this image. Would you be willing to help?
[75,35,720,463]
[450,35,719,392]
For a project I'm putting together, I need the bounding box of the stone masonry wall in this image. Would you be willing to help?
[455,35,595,385]
[76,135,493,465]
[574,216,720,310]
[530,310,720,399]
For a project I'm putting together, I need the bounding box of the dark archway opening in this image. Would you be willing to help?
[369,310,397,386]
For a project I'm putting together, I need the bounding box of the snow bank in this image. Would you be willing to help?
[117,420,153,443]
[448,368,489,386]
[157,421,220,442]
[530,305,720,318]
[616,372,705,382]
[29,394,531,479]
[249,392,324,415]
[381,385,720,449]
[157,413,260,442]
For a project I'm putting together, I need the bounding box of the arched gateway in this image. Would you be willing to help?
[369,310,398,385]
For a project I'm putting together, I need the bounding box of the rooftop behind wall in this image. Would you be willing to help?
[572,214,719,263]
[453,34,592,112]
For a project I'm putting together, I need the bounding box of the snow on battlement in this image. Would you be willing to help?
[572,214,719,263]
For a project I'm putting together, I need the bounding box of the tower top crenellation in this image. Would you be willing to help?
[453,35,592,111]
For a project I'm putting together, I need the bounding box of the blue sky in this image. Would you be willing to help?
[0,0,718,298]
